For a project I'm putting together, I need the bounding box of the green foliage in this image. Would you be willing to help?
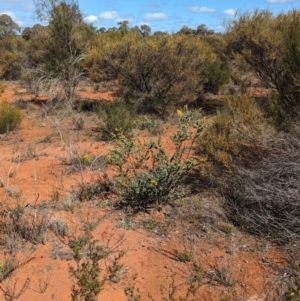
[0,257,14,281]
[226,9,300,115]
[69,239,107,301]
[107,108,203,211]
[33,0,95,102]
[176,252,194,262]
[0,50,21,80]
[69,237,124,301]
[197,95,272,169]
[88,33,216,114]
[98,101,135,140]
[0,101,22,134]
[0,14,20,37]
[138,117,162,135]
[201,61,231,94]
[0,81,6,94]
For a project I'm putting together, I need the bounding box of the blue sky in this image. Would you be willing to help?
[0,0,299,32]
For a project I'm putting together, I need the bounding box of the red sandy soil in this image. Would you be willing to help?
[0,82,288,301]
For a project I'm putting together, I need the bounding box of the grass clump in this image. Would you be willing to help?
[0,100,22,134]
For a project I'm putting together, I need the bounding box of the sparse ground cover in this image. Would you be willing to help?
[0,82,295,301]
[1,5,300,300]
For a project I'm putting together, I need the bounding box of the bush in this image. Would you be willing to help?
[89,33,216,114]
[0,50,21,80]
[107,108,203,211]
[223,123,300,244]
[226,9,300,116]
[137,116,162,135]
[196,95,273,169]
[201,61,231,94]
[98,101,135,140]
[0,101,22,133]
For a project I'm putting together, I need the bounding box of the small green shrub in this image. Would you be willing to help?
[177,251,194,262]
[107,108,203,211]
[138,117,162,135]
[201,61,231,94]
[69,239,107,301]
[0,257,14,281]
[98,101,135,140]
[69,237,124,301]
[0,101,22,134]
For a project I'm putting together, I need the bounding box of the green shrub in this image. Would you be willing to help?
[69,236,124,301]
[107,108,203,211]
[201,61,231,94]
[196,95,273,169]
[98,101,135,140]
[91,33,216,114]
[0,100,22,133]
[138,116,162,135]
[226,9,300,116]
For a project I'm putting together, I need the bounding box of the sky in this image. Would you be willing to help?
[0,0,300,33]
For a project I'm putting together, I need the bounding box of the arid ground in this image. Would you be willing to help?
[0,82,289,301]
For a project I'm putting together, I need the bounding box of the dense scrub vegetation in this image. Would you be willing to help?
[2,0,300,299]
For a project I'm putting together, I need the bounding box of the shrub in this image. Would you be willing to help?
[0,101,22,133]
[196,95,273,169]
[201,61,231,94]
[107,108,203,211]
[0,50,21,80]
[0,81,6,95]
[137,116,162,135]
[90,33,216,114]
[98,101,135,140]
[69,237,124,301]
[223,125,300,245]
[226,9,300,116]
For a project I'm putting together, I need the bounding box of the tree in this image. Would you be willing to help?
[140,24,151,37]
[0,14,22,80]
[0,14,20,37]
[178,25,194,36]
[95,34,216,114]
[196,24,215,36]
[33,0,90,103]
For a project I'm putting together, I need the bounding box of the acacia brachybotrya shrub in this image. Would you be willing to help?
[0,100,22,133]
[107,108,203,211]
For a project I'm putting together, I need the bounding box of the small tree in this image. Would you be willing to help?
[33,0,93,103]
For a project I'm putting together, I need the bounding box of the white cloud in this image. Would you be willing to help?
[0,11,24,26]
[85,15,98,23]
[189,6,216,13]
[138,22,151,26]
[144,12,168,21]
[267,0,295,2]
[224,9,236,16]
[0,11,16,19]
[99,10,119,20]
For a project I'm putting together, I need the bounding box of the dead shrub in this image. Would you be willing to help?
[223,123,300,245]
